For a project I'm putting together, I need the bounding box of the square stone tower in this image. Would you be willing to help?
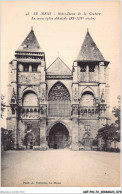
[7,28,47,149]
[72,29,110,150]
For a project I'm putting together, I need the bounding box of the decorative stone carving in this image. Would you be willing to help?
[41,88,45,102]
[48,82,70,101]
[74,88,78,102]
[99,104,106,117]
[10,88,17,114]
[48,82,71,116]
[10,88,17,104]
[7,29,110,151]
[101,89,105,103]
[72,105,78,115]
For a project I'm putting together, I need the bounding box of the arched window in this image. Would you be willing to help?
[22,91,38,106]
[80,91,95,106]
[48,82,71,116]
[30,108,33,117]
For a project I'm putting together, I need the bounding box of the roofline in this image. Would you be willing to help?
[74,60,110,65]
[15,49,43,53]
[46,57,72,72]
[76,30,107,64]
[16,28,42,52]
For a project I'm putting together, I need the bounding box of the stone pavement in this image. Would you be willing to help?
[1,150,120,187]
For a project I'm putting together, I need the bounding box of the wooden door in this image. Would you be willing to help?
[84,138,91,150]
[54,132,63,149]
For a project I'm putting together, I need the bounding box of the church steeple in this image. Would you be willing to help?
[15,27,45,62]
[76,30,105,61]
[16,27,41,53]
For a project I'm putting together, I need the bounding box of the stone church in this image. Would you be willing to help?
[7,28,110,150]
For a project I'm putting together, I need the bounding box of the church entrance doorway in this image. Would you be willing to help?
[84,138,91,150]
[48,123,69,149]
[24,133,34,149]
[83,133,92,151]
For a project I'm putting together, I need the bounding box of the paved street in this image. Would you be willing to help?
[1,150,120,187]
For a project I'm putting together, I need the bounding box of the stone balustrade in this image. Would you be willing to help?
[20,105,100,119]
[20,106,46,119]
[79,106,99,119]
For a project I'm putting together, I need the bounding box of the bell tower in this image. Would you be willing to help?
[72,29,110,150]
[7,27,47,149]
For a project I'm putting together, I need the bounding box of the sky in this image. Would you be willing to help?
[1,1,120,127]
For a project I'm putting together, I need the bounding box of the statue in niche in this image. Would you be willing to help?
[41,88,45,102]
[11,88,17,104]
[101,89,105,103]
[73,105,78,115]
[41,105,47,115]
[100,105,106,117]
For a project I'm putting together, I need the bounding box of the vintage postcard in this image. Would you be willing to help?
[1,0,121,192]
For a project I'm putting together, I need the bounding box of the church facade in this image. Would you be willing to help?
[7,28,110,150]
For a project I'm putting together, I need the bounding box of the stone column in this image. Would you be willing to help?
[17,120,26,149]
[9,117,18,149]
[7,60,18,149]
[29,65,32,72]
[39,59,47,150]
[18,64,23,72]
[72,105,79,150]
[105,66,110,121]
[99,62,105,83]
[37,64,41,72]
[95,65,98,82]
[72,61,79,150]
[73,62,78,82]
[105,66,109,85]
[39,118,47,150]
[86,65,89,82]
[39,105,48,150]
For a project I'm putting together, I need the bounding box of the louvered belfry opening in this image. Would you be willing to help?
[48,82,71,117]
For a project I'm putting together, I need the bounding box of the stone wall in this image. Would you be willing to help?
[18,72,41,85]
[7,55,109,150]
[79,119,99,140]
[18,120,41,148]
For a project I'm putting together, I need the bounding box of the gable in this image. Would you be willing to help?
[46,57,72,75]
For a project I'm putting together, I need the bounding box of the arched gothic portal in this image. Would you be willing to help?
[48,123,70,149]
[48,82,71,116]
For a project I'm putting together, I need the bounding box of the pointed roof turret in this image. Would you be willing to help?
[76,30,105,61]
[14,28,45,63]
[17,27,41,52]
